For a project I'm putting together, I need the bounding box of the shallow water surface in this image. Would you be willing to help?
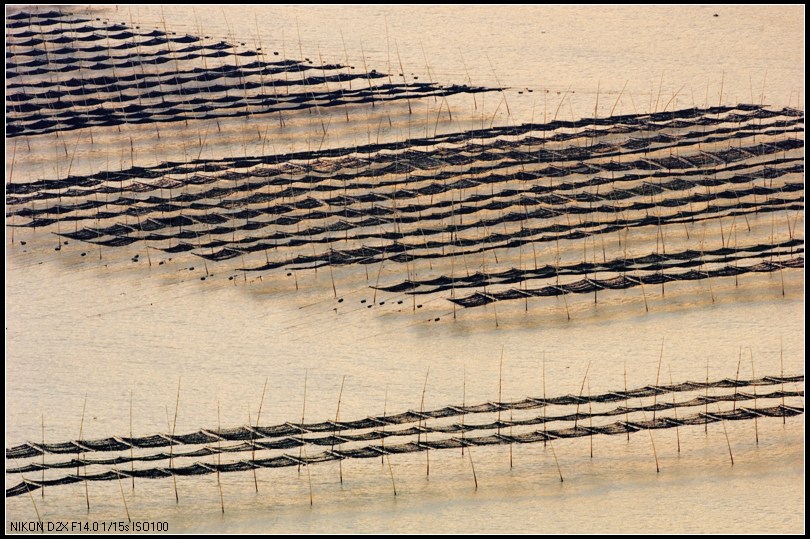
[5,4,804,533]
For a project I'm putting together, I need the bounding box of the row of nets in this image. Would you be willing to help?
[7,401,803,498]
[7,374,801,459]
[6,9,496,136]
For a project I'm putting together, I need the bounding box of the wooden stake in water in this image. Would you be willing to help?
[170,378,181,504]
[636,269,649,313]
[544,359,564,483]
[217,401,224,514]
[129,391,134,490]
[40,413,45,498]
[733,348,742,412]
[542,353,548,446]
[548,436,564,483]
[23,479,42,525]
[9,140,17,245]
[383,448,397,496]
[333,375,347,484]
[461,366,466,456]
[624,362,630,442]
[419,368,430,477]
[509,407,514,468]
[717,403,734,466]
[467,443,479,490]
[383,14,393,84]
[573,362,591,430]
[117,474,131,523]
[328,25,348,93]
[780,337,785,424]
[497,347,504,437]
[459,49,477,111]
[459,365,477,488]
[699,229,715,304]
[380,385,396,495]
[750,349,759,444]
[652,338,664,421]
[298,370,308,473]
[705,358,710,434]
[669,366,681,453]
[394,40,412,115]
[587,378,593,458]
[301,441,314,507]
[381,387,388,466]
[328,255,338,298]
[639,405,660,473]
[79,394,90,512]
[252,378,268,493]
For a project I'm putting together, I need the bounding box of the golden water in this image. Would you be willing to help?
[5,5,804,533]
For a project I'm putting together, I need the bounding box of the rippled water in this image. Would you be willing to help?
[5,4,804,533]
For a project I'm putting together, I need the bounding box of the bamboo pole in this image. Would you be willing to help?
[543,353,548,446]
[669,366,681,453]
[639,404,660,473]
[382,386,397,496]
[252,378,268,493]
[733,348,742,412]
[118,474,131,523]
[573,362,591,430]
[750,349,759,444]
[40,415,44,498]
[24,479,42,525]
[717,403,734,466]
[217,401,224,514]
[298,370,308,473]
[544,356,563,482]
[461,366,466,456]
[780,338,785,424]
[705,358,710,434]
[653,338,664,421]
[381,387,388,465]
[587,378,593,458]
[419,368,430,477]
[170,379,181,503]
[79,394,89,512]
[333,375,347,484]
[130,391,134,489]
[624,362,630,442]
